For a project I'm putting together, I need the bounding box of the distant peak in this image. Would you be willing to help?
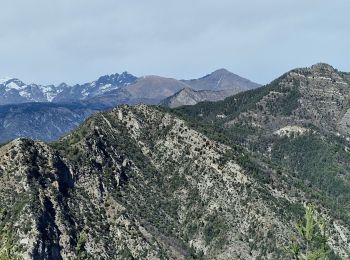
[213,68,230,74]
[198,68,234,80]
[95,72,137,85]
[210,68,233,76]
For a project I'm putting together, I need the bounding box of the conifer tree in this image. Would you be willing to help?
[287,205,330,260]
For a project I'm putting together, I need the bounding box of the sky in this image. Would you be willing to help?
[0,0,349,85]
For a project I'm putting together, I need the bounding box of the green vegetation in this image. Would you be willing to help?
[269,133,350,224]
[75,231,88,259]
[173,72,289,124]
[2,72,350,259]
[287,206,330,260]
[266,87,300,116]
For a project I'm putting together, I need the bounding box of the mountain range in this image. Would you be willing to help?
[0,69,259,106]
[0,69,260,143]
[1,63,350,259]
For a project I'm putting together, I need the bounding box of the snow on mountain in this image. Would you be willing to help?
[52,72,138,102]
[0,77,12,84]
[0,72,138,105]
[5,81,24,91]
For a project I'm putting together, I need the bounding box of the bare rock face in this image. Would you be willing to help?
[1,104,349,259]
[0,102,100,143]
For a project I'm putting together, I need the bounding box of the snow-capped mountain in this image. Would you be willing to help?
[52,72,137,102]
[0,72,137,105]
[0,78,67,105]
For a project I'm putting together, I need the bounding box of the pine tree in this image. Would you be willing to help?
[287,205,330,260]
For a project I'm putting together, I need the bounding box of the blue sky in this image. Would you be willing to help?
[0,0,349,85]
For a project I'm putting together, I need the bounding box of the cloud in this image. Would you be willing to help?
[0,0,349,85]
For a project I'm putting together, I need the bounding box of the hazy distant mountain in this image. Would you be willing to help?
[52,72,137,102]
[92,75,191,106]
[182,68,260,91]
[160,87,238,108]
[0,69,259,106]
[159,69,261,108]
[0,78,69,105]
[0,72,137,105]
[96,70,260,107]
[125,75,190,100]
[0,69,260,142]
[0,102,100,142]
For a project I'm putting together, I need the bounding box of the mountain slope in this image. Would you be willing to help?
[0,102,102,142]
[160,87,238,108]
[99,70,261,108]
[176,63,350,136]
[0,104,349,259]
[174,63,350,256]
[93,75,191,106]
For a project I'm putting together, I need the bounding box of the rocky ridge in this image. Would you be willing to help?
[230,63,350,136]
[175,63,350,258]
[0,104,349,259]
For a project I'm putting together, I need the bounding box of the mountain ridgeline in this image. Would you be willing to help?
[0,63,350,259]
[0,72,137,105]
[0,69,259,143]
